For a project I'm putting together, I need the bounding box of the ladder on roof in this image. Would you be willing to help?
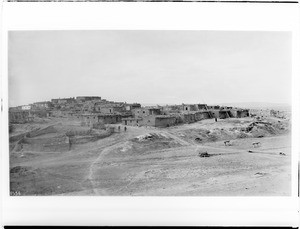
[204,104,213,118]
[225,111,232,118]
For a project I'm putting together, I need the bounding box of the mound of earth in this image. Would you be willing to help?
[106,133,183,158]
[174,118,290,143]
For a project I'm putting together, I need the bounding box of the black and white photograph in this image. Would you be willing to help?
[8,30,292,196]
[1,2,299,227]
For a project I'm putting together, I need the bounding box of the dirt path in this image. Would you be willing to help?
[87,140,126,195]
[86,127,197,195]
[86,128,246,195]
[86,126,156,195]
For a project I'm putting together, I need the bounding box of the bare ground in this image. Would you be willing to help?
[9,117,291,196]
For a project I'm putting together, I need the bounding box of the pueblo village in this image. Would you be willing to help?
[9,95,291,196]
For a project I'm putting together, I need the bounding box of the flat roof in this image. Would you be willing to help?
[182,111,211,114]
[122,117,142,121]
[155,115,176,119]
[80,113,121,117]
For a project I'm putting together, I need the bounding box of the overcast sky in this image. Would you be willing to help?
[8,30,292,107]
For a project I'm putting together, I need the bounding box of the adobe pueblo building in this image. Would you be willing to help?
[9,95,250,128]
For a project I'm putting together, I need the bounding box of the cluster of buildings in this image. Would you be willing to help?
[9,96,250,127]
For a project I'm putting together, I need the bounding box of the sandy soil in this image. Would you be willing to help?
[9,117,291,196]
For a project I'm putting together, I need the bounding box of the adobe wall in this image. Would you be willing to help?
[30,110,49,118]
[198,104,208,110]
[210,110,220,118]
[22,135,70,152]
[70,129,113,144]
[50,110,62,117]
[134,108,147,117]
[182,105,198,112]
[80,115,98,127]
[27,125,56,138]
[66,129,92,136]
[140,116,156,126]
[23,134,66,144]
[194,112,211,121]
[219,111,228,119]
[230,110,238,118]
[113,106,124,113]
[99,115,122,124]
[239,110,250,118]
[122,119,140,126]
[134,108,161,117]
[202,112,212,119]
[16,128,113,152]
[9,125,56,142]
[9,111,32,124]
[155,117,176,127]
[101,107,113,114]
[181,113,196,123]
[174,115,184,124]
